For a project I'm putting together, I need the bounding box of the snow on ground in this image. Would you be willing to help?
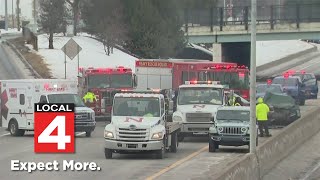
[0,28,21,34]
[35,33,138,79]
[256,40,314,66]
[31,33,313,79]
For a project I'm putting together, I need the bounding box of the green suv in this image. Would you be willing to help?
[209,106,258,152]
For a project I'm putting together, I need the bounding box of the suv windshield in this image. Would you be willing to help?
[272,78,298,86]
[88,74,132,88]
[217,110,250,121]
[178,87,223,105]
[113,97,160,117]
[47,94,86,107]
[257,85,282,94]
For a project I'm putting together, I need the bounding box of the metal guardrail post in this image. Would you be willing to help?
[184,8,189,33]
[210,7,213,32]
[270,5,274,30]
[244,6,249,31]
[296,4,300,29]
[219,7,223,31]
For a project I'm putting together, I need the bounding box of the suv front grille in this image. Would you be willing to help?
[219,127,244,135]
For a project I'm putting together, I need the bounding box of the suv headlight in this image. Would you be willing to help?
[91,112,95,120]
[104,130,114,139]
[151,132,163,140]
[241,127,247,133]
[173,116,182,122]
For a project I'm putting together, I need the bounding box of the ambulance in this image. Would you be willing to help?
[0,79,96,137]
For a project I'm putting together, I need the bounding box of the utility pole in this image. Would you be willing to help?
[5,0,8,30]
[16,0,20,31]
[249,0,257,153]
[12,0,14,28]
[33,0,37,31]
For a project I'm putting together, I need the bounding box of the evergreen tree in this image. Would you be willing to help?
[81,0,128,55]
[123,0,186,58]
[39,0,67,49]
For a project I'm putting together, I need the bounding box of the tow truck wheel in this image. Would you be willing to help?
[155,139,166,159]
[9,120,25,136]
[178,135,184,142]
[104,148,112,159]
[85,131,92,137]
[170,132,178,153]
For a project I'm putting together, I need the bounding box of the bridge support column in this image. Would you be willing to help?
[212,43,222,62]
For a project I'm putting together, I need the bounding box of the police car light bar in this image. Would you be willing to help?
[185,81,220,85]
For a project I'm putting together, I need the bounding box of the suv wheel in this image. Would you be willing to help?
[209,139,218,152]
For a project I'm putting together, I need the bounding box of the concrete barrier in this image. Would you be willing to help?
[198,106,320,180]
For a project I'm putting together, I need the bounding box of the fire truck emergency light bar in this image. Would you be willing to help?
[185,81,221,85]
[78,66,132,73]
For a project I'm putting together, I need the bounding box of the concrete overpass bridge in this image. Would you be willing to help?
[182,3,320,67]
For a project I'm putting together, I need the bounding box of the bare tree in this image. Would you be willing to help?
[39,0,67,49]
[66,0,81,36]
[81,0,128,55]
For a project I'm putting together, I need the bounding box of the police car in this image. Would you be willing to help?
[272,75,306,105]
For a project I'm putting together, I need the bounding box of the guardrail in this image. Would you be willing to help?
[183,3,320,32]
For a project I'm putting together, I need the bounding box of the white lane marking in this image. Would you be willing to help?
[76,132,86,136]
[0,133,10,137]
[300,161,320,180]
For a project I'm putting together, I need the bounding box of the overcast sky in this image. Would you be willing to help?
[0,0,33,20]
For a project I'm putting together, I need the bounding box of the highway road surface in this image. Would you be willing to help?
[0,34,33,79]
[263,121,320,180]
[0,98,317,180]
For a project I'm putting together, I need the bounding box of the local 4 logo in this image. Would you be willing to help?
[34,103,75,153]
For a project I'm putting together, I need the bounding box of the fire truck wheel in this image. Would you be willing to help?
[9,119,25,136]
[170,132,178,153]
[104,148,113,159]
[85,131,92,137]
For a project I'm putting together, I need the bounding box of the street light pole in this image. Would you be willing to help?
[12,0,14,28]
[249,0,257,153]
[5,0,8,30]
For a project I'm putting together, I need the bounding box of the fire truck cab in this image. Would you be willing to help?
[172,81,226,141]
[78,66,137,121]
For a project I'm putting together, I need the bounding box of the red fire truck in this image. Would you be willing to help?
[198,64,250,100]
[135,59,249,99]
[78,66,137,120]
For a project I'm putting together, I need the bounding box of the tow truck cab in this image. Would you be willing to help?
[0,79,96,137]
[172,81,225,141]
[104,89,180,159]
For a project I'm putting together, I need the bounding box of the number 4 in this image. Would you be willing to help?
[38,116,71,150]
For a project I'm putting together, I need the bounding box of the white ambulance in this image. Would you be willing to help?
[172,81,225,141]
[0,79,96,137]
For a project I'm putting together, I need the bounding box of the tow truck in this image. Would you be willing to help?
[172,81,225,141]
[104,89,180,159]
[0,79,95,137]
[78,66,137,121]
